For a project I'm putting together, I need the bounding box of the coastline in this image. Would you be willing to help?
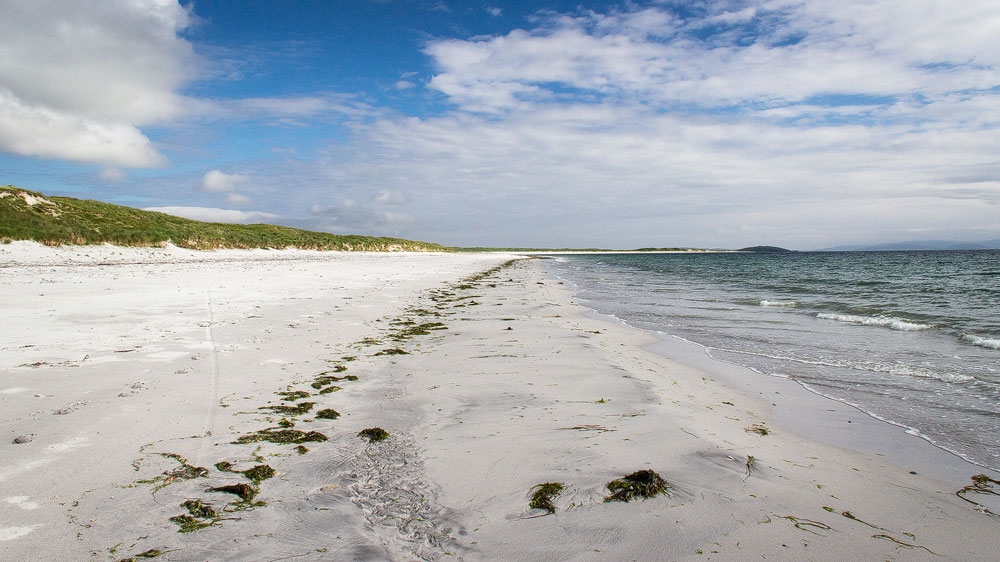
[2,244,997,560]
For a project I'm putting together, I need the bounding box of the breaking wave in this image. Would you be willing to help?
[816,312,932,331]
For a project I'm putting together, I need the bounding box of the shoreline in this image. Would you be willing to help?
[2,244,998,560]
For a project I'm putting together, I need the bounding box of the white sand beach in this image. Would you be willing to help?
[2,242,997,561]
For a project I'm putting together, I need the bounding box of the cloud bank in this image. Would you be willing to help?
[302,0,1000,247]
[0,0,195,167]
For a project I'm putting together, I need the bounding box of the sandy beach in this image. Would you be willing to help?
[2,242,998,561]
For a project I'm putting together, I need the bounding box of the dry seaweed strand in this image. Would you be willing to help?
[956,474,1000,516]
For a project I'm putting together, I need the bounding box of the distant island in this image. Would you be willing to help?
[737,246,793,253]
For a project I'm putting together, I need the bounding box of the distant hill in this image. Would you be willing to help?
[816,239,1000,251]
[737,246,793,253]
[0,185,445,252]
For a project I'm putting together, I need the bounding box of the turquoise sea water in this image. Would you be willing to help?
[543,251,1000,471]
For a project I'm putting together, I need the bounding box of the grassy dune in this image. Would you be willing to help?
[0,185,445,252]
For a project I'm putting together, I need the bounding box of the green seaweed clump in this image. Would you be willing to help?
[258,401,316,415]
[116,549,164,561]
[604,470,669,503]
[373,348,408,356]
[243,464,276,484]
[318,385,342,395]
[316,408,341,420]
[234,428,328,445]
[358,427,390,442]
[138,453,209,491]
[745,423,770,436]
[278,390,311,401]
[295,445,309,455]
[529,482,564,514]
[208,483,258,502]
[169,499,218,533]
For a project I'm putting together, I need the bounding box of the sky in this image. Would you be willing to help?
[1,0,998,249]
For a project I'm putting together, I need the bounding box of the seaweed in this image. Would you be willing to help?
[529,482,564,514]
[234,428,328,445]
[243,464,276,484]
[604,470,668,503]
[780,515,831,535]
[258,401,315,415]
[208,483,258,503]
[278,391,311,401]
[358,427,390,442]
[745,423,770,436]
[318,385,342,394]
[277,418,295,428]
[138,453,209,491]
[373,348,408,356]
[744,455,756,479]
[180,499,217,519]
[956,474,1000,516]
[873,534,938,555]
[169,499,218,533]
[312,374,357,389]
[116,549,163,561]
[316,408,341,420]
[295,445,309,455]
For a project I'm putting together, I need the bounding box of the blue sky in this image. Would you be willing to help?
[1,0,998,249]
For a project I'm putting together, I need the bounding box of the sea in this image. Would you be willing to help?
[542,250,1000,472]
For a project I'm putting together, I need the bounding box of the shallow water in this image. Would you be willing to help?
[543,250,1000,471]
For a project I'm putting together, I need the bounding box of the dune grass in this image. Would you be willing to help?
[0,185,445,251]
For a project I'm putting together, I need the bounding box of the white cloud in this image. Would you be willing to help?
[322,1,990,247]
[201,170,249,193]
[486,6,502,17]
[393,80,416,90]
[143,206,279,224]
[0,0,194,167]
[226,193,251,205]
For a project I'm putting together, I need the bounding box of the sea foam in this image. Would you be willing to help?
[760,300,797,307]
[961,334,1000,350]
[816,312,932,331]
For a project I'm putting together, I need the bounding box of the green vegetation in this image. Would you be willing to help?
[278,391,311,401]
[604,470,669,503]
[315,408,341,420]
[0,185,445,251]
[358,427,390,442]
[529,482,564,514]
[116,549,164,561]
[169,499,218,533]
[208,483,258,503]
[137,453,208,491]
[259,401,315,415]
[234,428,328,444]
[745,423,770,436]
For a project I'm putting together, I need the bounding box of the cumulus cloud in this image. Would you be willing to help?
[201,170,249,193]
[0,0,195,167]
[143,206,279,224]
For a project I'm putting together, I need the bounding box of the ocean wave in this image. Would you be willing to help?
[961,334,1000,350]
[816,312,932,331]
[760,300,798,307]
